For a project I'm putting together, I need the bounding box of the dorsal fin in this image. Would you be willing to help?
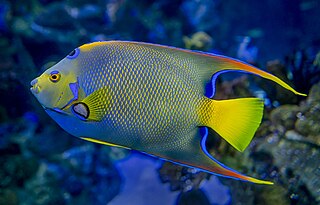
[87,41,306,96]
[195,53,306,96]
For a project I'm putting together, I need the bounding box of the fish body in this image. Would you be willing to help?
[30,41,305,185]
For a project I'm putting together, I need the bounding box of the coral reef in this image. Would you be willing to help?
[220,82,320,205]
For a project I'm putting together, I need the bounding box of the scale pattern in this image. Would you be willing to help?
[77,42,205,152]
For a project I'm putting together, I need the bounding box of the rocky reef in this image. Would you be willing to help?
[221,81,320,205]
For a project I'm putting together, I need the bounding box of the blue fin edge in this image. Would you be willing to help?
[139,127,255,183]
[199,127,248,179]
[206,70,249,98]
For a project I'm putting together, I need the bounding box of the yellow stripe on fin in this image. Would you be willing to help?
[80,137,131,149]
[199,97,264,152]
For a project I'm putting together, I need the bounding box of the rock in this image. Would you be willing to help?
[307,81,320,102]
[221,82,320,204]
[270,105,300,130]
[158,161,208,192]
[265,139,319,204]
[295,82,320,146]
[176,189,211,205]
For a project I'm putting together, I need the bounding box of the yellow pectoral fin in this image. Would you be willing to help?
[71,87,111,121]
[80,137,131,150]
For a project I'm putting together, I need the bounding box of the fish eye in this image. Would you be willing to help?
[49,71,61,83]
[67,48,80,59]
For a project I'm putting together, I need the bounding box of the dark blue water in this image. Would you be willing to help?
[0,0,319,204]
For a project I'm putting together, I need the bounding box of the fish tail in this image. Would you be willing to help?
[199,97,264,152]
[198,54,307,96]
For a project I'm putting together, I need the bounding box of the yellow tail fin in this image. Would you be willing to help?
[199,98,264,152]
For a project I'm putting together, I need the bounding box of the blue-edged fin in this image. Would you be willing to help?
[80,137,131,149]
[199,97,264,152]
[151,128,273,185]
[71,87,110,121]
[195,52,307,96]
[109,41,306,96]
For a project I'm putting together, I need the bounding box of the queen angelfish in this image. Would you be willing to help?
[30,41,306,184]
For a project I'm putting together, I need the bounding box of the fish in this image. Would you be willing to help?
[30,41,306,185]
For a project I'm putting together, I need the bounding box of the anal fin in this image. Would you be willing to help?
[153,128,273,185]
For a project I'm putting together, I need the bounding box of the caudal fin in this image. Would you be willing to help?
[199,98,264,152]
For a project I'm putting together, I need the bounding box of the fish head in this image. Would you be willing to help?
[30,47,82,113]
[30,45,107,138]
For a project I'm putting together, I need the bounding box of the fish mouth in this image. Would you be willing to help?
[30,78,79,115]
[30,78,40,94]
[30,85,40,94]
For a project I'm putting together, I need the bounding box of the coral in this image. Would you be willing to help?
[286,47,320,95]
[158,162,209,192]
[216,82,320,205]
[183,31,213,51]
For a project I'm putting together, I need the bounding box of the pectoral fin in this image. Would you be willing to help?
[71,87,110,121]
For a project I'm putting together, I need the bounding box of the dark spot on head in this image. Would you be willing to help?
[67,48,80,59]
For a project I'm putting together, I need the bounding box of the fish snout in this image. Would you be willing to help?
[30,78,40,94]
